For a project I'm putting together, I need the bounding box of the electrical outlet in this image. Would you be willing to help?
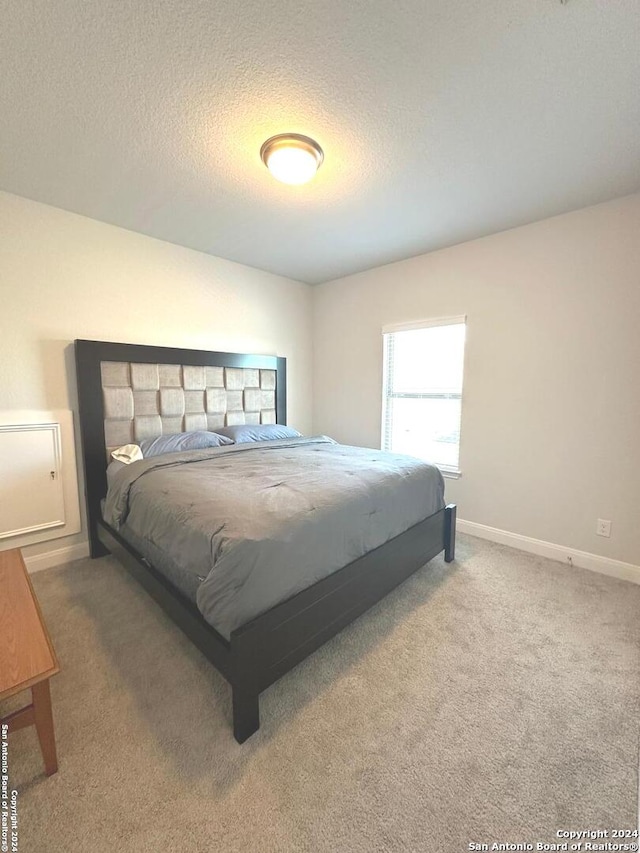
[596,519,611,538]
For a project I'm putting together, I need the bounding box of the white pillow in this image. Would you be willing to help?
[111,443,143,464]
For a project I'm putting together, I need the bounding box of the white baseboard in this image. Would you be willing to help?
[458,519,640,586]
[23,542,90,573]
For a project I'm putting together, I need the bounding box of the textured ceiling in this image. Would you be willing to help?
[1,1,639,284]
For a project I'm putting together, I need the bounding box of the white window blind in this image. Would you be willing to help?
[382,317,466,474]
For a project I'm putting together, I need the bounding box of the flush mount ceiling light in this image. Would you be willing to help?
[260,133,324,185]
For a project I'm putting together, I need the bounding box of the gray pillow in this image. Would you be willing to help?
[140,430,234,458]
[214,424,302,444]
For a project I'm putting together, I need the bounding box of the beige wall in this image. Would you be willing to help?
[0,191,313,558]
[313,194,640,566]
[3,189,639,568]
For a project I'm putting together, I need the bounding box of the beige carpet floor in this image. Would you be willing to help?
[4,534,639,852]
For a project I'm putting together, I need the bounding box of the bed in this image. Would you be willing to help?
[75,339,456,742]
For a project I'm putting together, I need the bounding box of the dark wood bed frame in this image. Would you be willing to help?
[75,339,456,743]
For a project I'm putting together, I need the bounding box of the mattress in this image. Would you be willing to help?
[103,436,445,639]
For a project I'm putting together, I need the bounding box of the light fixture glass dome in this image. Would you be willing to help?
[260,134,324,185]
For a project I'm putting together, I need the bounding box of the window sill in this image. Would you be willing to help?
[438,468,461,479]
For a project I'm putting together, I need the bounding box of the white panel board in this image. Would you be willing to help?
[0,423,66,539]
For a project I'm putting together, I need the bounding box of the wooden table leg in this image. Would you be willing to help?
[32,680,58,776]
[2,704,35,733]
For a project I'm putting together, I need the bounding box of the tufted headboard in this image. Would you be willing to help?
[75,339,286,556]
[101,360,278,458]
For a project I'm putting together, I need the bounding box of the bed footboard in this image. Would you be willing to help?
[229,503,456,742]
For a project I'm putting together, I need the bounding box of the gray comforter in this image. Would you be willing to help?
[103,436,445,639]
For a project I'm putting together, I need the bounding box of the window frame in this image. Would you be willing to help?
[381,315,466,478]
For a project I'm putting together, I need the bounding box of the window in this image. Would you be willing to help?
[382,316,466,475]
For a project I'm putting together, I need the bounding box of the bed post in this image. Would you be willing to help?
[232,685,260,743]
[230,626,262,743]
[444,504,456,562]
[75,340,111,558]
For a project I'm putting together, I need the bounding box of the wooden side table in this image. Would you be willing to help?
[0,548,60,776]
